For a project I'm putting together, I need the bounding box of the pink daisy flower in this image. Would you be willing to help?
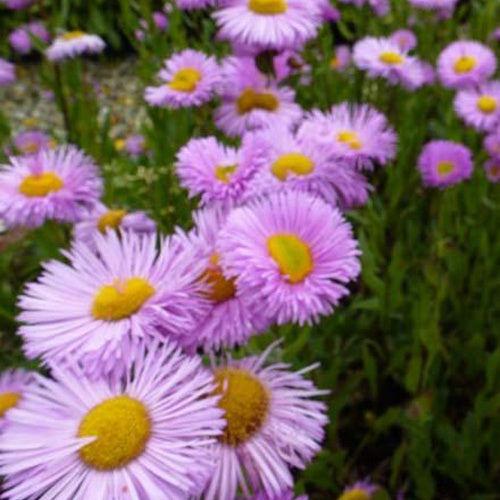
[389,29,417,51]
[0,0,36,8]
[0,145,102,229]
[330,45,351,71]
[484,158,500,183]
[73,203,156,251]
[353,37,425,89]
[245,128,371,209]
[417,140,473,188]
[437,40,496,89]
[454,81,500,132]
[297,103,397,170]
[484,130,500,159]
[213,0,321,52]
[0,370,34,431]
[0,342,225,499]
[8,22,51,54]
[215,57,303,137]
[17,231,208,379]
[176,134,265,208]
[203,342,328,499]
[11,129,54,156]
[338,479,378,499]
[46,31,105,61]
[124,134,148,158]
[145,49,221,109]
[0,58,16,86]
[174,207,271,351]
[217,191,361,326]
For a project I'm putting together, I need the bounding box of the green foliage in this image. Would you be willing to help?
[0,1,499,499]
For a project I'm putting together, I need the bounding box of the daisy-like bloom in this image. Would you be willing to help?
[353,37,425,89]
[213,0,321,52]
[203,342,328,499]
[0,145,102,229]
[0,370,34,431]
[337,479,378,500]
[17,231,208,378]
[454,81,500,132]
[315,0,340,22]
[437,40,496,89]
[11,129,54,156]
[215,57,303,137]
[417,140,473,188]
[491,28,500,42]
[8,21,51,54]
[175,208,271,351]
[0,0,36,8]
[0,341,226,499]
[484,130,500,158]
[124,134,147,158]
[245,128,371,209]
[330,45,351,71]
[175,133,265,208]
[145,49,221,109]
[217,191,361,325]
[0,58,15,86]
[46,31,105,62]
[389,29,417,51]
[297,103,397,170]
[73,203,156,251]
[484,158,500,183]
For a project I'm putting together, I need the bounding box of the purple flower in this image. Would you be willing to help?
[484,158,500,183]
[437,40,496,89]
[125,134,147,157]
[9,22,51,54]
[0,145,102,229]
[389,29,417,51]
[338,478,379,499]
[46,31,105,61]
[11,130,54,155]
[0,58,16,86]
[203,342,328,499]
[0,341,225,499]
[217,191,361,326]
[145,49,221,109]
[0,0,36,9]
[484,130,500,159]
[417,140,474,187]
[330,45,351,70]
[0,370,34,431]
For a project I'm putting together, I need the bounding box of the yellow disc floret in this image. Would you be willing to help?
[437,160,455,176]
[62,31,87,41]
[78,396,151,471]
[454,56,476,74]
[337,489,372,500]
[19,172,64,198]
[271,153,315,181]
[97,209,128,234]
[337,131,362,150]
[379,52,404,65]
[92,278,155,321]
[267,233,313,284]
[200,254,237,303]
[168,68,202,92]
[248,0,287,15]
[477,95,497,114]
[0,392,20,418]
[214,368,269,446]
[215,165,238,183]
[236,88,279,115]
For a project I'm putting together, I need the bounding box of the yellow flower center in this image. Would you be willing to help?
[22,142,40,154]
[337,489,371,500]
[248,0,287,15]
[330,55,340,68]
[477,95,497,114]
[97,209,128,234]
[379,52,404,65]
[18,172,64,198]
[114,138,126,151]
[215,165,237,183]
[437,160,455,176]
[77,396,151,471]
[271,153,315,181]
[454,55,476,74]
[214,368,269,446]
[168,68,202,93]
[92,278,155,321]
[267,233,313,284]
[0,392,21,418]
[337,131,362,150]
[200,254,237,303]
[236,88,279,115]
[61,31,87,41]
